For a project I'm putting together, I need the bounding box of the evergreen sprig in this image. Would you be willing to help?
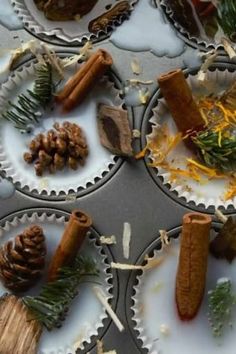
[217,0,236,41]
[208,278,236,337]
[192,130,236,172]
[2,62,53,133]
[23,256,99,330]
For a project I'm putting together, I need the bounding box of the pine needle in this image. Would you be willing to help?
[208,278,236,337]
[23,256,98,331]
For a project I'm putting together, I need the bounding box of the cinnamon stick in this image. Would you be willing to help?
[56,49,113,112]
[48,209,92,282]
[0,294,42,354]
[158,69,205,147]
[175,212,211,320]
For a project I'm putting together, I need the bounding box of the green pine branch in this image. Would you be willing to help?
[192,130,236,172]
[23,256,99,330]
[217,0,236,41]
[208,278,236,337]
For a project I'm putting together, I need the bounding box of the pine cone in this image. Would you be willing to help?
[0,225,46,292]
[23,121,89,176]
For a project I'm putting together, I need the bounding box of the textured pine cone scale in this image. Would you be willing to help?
[0,225,46,292]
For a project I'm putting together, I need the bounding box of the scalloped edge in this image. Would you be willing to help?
[10,0,139,45]
[131,238,172,354]
[0,60,124,196]
[160,0,235,51]
[146,68,236,210]
[0,211,113,354]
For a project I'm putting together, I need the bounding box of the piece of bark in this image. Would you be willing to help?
[210,216,236,263]
[89,1,130,33]
[48,209,92,282]
[0,294,42,354]
[43,0,98,21]
[97,104,133,157]
[158,69,205,148]
[176,212,211,320]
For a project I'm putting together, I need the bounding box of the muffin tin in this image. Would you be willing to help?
[0,1,236,353]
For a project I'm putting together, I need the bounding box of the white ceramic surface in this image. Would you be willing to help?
[132,237,236,354]
[0,212,113,353]
[147,69,236,209]
[0,61,124,195]
[110,0,185,58]
[11,0,138,44]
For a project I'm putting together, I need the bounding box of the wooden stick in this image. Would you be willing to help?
[48,209,92,282]
[0,295,42,354]
[176,212,211,320]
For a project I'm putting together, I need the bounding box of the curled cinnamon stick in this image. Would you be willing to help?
[56,49,113,112]
[48,209,92,282]
[158,69,204,147]
[175,212,211,320]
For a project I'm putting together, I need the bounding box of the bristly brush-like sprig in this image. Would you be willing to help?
[192,130,236,172]
[2,62,53,133]
[208,278,236,337]
[217,0,236,41]
[23,256,99,331]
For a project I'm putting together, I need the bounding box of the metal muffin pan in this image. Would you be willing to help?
[0,5,236,354]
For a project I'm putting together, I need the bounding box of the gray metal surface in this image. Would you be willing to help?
[0,8,235,354]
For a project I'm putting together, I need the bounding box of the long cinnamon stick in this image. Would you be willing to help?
[158,69,205,144]
[56,50,102,102]
[175,212,211,320]
[56,49,113,112]
[48,209,92,282]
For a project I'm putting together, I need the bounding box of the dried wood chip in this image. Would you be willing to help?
[0,294,42,354]
[93,287,124,332]
[97,104,133,157]
[221,38,236,59]
[197,50,218,83]
[131,58,142,75]
[100,235,117,245]
[123,222,131,259]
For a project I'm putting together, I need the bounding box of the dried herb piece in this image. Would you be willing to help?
[89,1,130,33]
[208,278,236,337]
[192,130,236,172]
[0,225,46,292]
[23,121,88,176]
[24,256,98,330]
[210,216,236,263]
[0,294,42,354]
[97,104,133,157]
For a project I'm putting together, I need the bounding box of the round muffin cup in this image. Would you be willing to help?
[0,60,125,196]
[0,211,113,353]
[11,0,138,45]
[160,0,235,51]
[145,68,236,209]
[131,225,236,354]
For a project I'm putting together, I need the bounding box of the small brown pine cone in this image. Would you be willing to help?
[0,225,46,292]
[55,138,67,155]
[38,150,53,167]
[34,161,44,177]
[68,156,78,170]
[54,153,65,170]
[23,152,35,164]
